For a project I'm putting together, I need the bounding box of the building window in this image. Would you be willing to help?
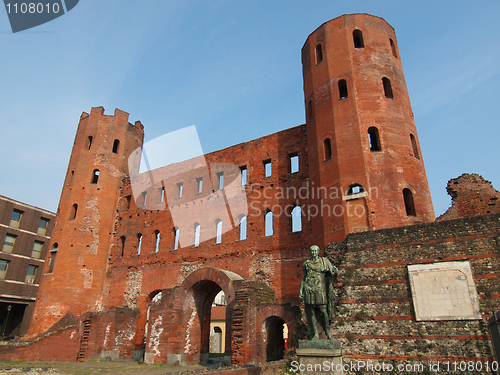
[159,187,165,203]
[194,224,201,247]
[390,38,398,58]
[368,127,381,151]
[353,29,364,48]
[215,220,223,244]
[240,167,247,186]
[69,204,78,220]
[119,236,125,257]
[91,169,100,184]
[346,184,365,195]
[48,244,58,273]
[291,206,302,233]
[338,79,348,99]
[403,188,416,216]
[32,241,43,259]
[137,234,143,255]
[38,217,50,236]
[177,183,183,198]
[324,138,332,160]
[112,139,120,154]
[124,195,131,211]
[265,210,273,237]
[217,173,224,191]
[10,209,23,228]
[290,154,299,173]
[264,160,272,177]
[173,227,180,250]
[85,135,93,150]
[382,77,394,98]
[239,216,247,241]
[154,230,160,253]
[25,265,38,284]
[3,234,16,253]
[0,259,9,279]
[410,134,420,159]
[196,178,203,194]
[315,43,323,64]
[141,191,147,206]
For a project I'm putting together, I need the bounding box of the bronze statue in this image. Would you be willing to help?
[299,245,338,340]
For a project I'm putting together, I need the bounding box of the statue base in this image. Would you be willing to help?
[296,339,343,374]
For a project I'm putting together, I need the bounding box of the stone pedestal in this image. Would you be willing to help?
[296,339,343,375]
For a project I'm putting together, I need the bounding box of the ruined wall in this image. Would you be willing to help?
[326,213,500,363]
[437,173,500,221]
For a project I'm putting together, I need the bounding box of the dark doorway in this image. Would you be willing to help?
[265,316,285,362]
[0,302,27,339]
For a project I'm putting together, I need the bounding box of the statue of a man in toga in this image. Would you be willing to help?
[299,245,338,340]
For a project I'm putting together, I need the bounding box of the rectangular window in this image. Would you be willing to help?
[264,160,272,177]
[10,209,23,228]
[37,217,50,236]
[32,241,44,259]
[217,172,224,191]
[141,191,147,206]
[25,265,38,283]
[240,166,247,185]
[290,155,299,173]
[48,249,57,273]
[196,178,203,194]
[3,234,16,253]
[177,183,183,198]
[159,187,165,203]
[0,259,8,279]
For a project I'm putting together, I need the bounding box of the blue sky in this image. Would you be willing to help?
[0,0,499,217]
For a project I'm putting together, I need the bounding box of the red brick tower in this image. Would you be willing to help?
[302,14,435,247]
[28,107,144,336]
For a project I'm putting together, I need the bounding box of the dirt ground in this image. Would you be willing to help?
[0,360,214,375]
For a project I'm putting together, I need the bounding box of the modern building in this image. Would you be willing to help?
[0,195,55,339]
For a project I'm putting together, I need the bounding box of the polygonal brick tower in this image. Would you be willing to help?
[28,107,144,336]
[302,14,435,247]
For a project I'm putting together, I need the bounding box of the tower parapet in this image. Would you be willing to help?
[29,107,144,336]
[302,14,435,247]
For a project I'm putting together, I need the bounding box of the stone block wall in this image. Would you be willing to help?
[326,214,500,363]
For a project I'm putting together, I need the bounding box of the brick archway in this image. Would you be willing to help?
[179,267,244,365]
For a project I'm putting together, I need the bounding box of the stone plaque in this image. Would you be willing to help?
[408,261,481,321]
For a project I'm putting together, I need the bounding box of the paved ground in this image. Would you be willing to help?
[0,360,213,375]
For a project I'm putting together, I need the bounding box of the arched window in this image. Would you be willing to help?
[346,184,365,195]
[324,138,332,160]
[338,79,348,99]
[390,38,398,58]
[137,233,143,255]
[403,188,416,216]
[112,139,120,154]
[215,220,223,244]
[154,230,160,253]
[173,227,180,250]
[91,169,100,184]
[69,204,78,220]
[353,29,364,48]
[48,243,58,273]
[85,136,93,150]
[291,206,302,233]
[382,77,394,99]
[265,210,273,237]
[194,224,201,247]
[368,127,381,151]
[410,134,420,159]
[239,216,247,241]
[120,236,125,257]
[315,43,323,64]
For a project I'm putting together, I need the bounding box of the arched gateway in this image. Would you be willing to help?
[141,267,300,366]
